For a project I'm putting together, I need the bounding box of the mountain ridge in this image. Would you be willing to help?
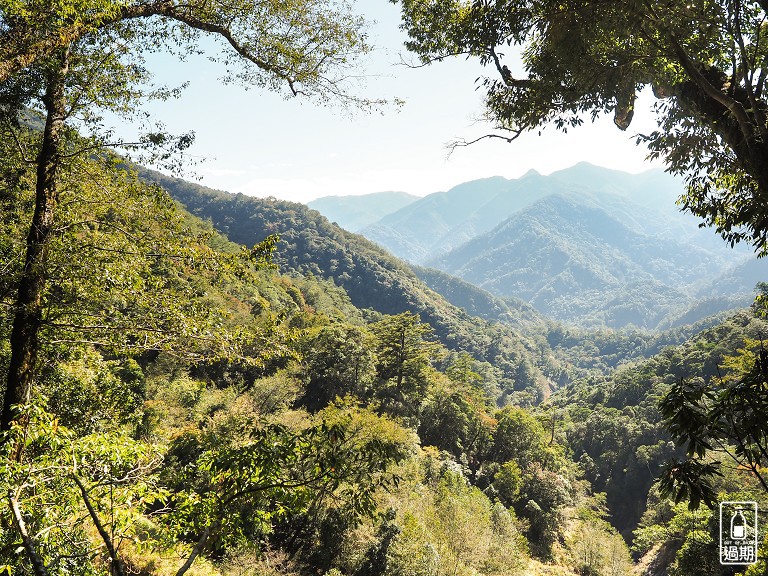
[427,192,756,328]
[136,166,564,402]
[308,164,762,330]
[307,191,418,232]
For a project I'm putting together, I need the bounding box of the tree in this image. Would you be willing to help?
[0,39,273,435]
[659,338,768,507]
[489,406,556,468]
[300,323,376,411]
[0,0,375,106]
[154,400,410,572]
[0,404,164,576]
[0,3,386,571]
[658,288,768,507]
[394,0,768,253]
[418,384,492,466]
[0,0,380,435]
[0,392,409,575]
[370,312,440,419]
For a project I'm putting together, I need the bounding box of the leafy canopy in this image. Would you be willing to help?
[0,0,379,108]
[659,292,768,508]
[395,0,768,253]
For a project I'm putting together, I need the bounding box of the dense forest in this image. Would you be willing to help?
[4,146,768,574]
[4,0,768,575]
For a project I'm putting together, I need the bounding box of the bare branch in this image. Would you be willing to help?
[445,131,523,158]
[397,51,475,69]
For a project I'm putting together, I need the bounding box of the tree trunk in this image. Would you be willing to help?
[1,48,69,437]
[676,66,768,193]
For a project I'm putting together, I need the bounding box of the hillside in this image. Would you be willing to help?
[2,150,608,576]
[308,191,419,232]
[339,163,762,330]
[412,265,549,329]
[6,154,763,576]
[549,306,768,541]
[138,168,564,403]
[426,193,758,329]
[361,172,560,262]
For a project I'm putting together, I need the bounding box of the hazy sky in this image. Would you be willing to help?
[135,2,665,204]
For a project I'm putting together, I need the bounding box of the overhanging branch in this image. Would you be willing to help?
[446,131,523,157]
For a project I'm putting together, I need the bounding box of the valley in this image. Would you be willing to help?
[310,164,760,331]
[3,151,767,575]
[3,1,768,574]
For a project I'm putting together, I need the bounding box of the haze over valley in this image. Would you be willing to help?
[309,163,762,330]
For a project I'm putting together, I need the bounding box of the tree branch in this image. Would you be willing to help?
[732,0,768,140]
[72,475,126,576]
[8,489,50,576]
[175,523,213,576]
[446,131,523,157]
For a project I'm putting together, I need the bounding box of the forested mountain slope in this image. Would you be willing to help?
[354,163,700,262]
[360,172,561,262]
[412,265,549,328]
[0,162,592,576]
[311,163,761,331]
[412,264,746,382]
[5,151,762,576]
[427,194,758,329]
[549,307,768,538]
[138,168,564,403]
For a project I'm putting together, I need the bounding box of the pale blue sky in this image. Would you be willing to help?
[132,2,664,203]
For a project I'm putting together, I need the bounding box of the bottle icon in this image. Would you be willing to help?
[731,507,747,540]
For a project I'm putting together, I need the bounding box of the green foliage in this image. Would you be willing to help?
[551,307,768,534]
[418,383,491,466]
[0,402,164,575]
[162,406,408,557]
[43,350,146,434]
[299,323,376,411]
[0,0,381,110]
[0,357,412,573]
[490,406,560,469]
[517,463,572,558]
[565,509,633,576]
[492,460,522,506]
[144,176,556,402]
[5,14,766,570]
[633,498,741,575]
[0,127,286,371]
[394,0,768,254]
[660,334,768,507]
[370,313,440,419]
[356,455,529,576]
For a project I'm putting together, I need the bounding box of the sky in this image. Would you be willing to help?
[130,2,666,204]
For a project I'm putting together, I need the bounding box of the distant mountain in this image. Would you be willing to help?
[360,163,752,265]
[362,173,560,262]
[426,194,760,329]
[308,191,419,232]
[696,257,768,298]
